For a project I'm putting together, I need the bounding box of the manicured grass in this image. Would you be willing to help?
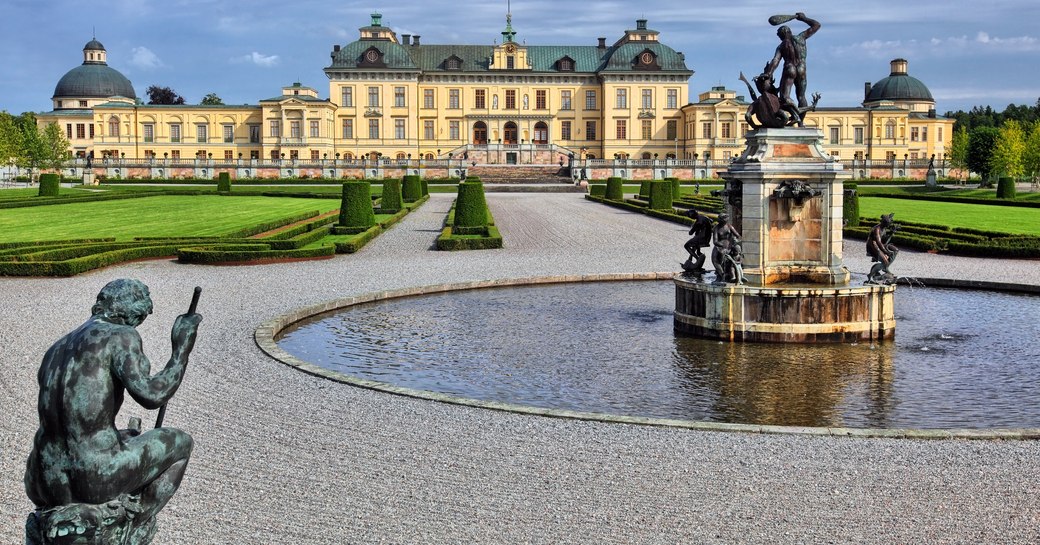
[0,187,98,200]
[859,197,1040,236]
[0,195,339,242]
[856,185,1040,202]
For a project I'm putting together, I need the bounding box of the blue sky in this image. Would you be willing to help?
[2,0,1038,115]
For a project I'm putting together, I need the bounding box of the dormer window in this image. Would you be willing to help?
[358,46,387,68]
[634,49,660,71]
[557,57,575,72]
[445,56,462,70]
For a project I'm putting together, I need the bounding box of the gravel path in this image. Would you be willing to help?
[2,193,1038,544]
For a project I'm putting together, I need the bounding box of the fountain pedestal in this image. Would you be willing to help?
[675,128,896,343]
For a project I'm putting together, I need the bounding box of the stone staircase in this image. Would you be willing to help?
[467,165,582,192]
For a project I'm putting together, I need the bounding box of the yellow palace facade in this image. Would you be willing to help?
[39,14,953,177]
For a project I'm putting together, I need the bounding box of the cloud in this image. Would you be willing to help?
[832,31,1040,59]
[128,46,164,69]
[231,51,280,67]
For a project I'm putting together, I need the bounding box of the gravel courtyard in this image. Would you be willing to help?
[2,193,1038,543]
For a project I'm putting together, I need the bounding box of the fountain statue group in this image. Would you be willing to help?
[24,280,201,545]
[682,210,745,285]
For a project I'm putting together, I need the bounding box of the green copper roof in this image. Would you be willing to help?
[53,64,136,100]
[865,73,933,103]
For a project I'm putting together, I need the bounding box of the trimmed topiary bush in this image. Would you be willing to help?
[421,179,429,196]
[997,176,1017,199]
[647,180,673,210]
[453,181,489,234]
[667,177,681,200]
[380,178,403,212]
[217,172,231,192]
[337,181,375,233]
[38,174,60,197]
[605,177,624,201]
[589,184,606,197]
[638,180,651,198]
[843,184,860,227]
[402,175,422,202]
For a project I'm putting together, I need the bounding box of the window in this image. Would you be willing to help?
[641,89,653,109]
[270,150,279,161]
[395,119,406,139]
[886,151,896,161]
[424,89,434,109]
[561,121,571,140]
[830,127,840,145]
[170,123,182,142]
[196,124,207,143]
[341,86,353,107]
[171,150,180,160]
[269,120,280,138]
[561,90,572,110]
[446,57,461,70]
[506,56,515,69]
[585,120,596,140]
[394,86,406,107]
[854,127,864,144]
[290,121,301,138]
[616,119,627,139]
[535,90,546,110]
[449,120,460,140]
[666,120,677,140]
[910,152,919,160]
[559,58,574,71]
[741,123,750,135]
[667,89,678,109]
[144,150,155,159]
[884,123,895,139]
[938,127,943,142]
[702,122,712,138]
[224,150,234,160]
[585,90,596,110]
[65,124,72,139]
[309,120,319,138]
[196,150,206,160]
[250,150,259,160]
[368,86,380,107]
[911,127,920,142]
[424,120,434,140]
[79,100,87,108]
[141,124,151,142]
[475,89,486,109]
[368,119,379,139]
[89,124,94,138]
[506,90,516,109]
[616,88,628,109]
[342,119,353,139]
[311,150,320,161]
[642,120,652,140]
[108,117,120,137]
[449,89,460,109]
[921,127,928,142]
[223,125,234,143]
[854,151,864,160]
[721,122,732,139]
[289,150,298,160]
[249,125,260,143]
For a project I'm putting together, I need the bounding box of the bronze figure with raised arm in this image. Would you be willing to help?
[763,12,821,110]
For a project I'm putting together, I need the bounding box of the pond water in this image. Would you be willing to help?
[277,281,1040,429]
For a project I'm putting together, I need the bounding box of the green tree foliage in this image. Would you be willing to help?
[990,120,1026,179]
[945,99,1040,131]
[15,114,70,177]
[967,126,1000,181]
[1023,122,1040,179]
[0,111,20,164]
[200,93,224,106]
[949,126,970,176]
[147,85,186,105]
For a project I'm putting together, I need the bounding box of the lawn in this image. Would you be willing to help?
[0,195,339,242]
[0,187,98,200]
[859,197,1040,236]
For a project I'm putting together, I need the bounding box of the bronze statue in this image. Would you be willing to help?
[25,280,202,545]
[682,209,713,274]
[711,213,744,284]
[764,13,820,110]
[866,214,899,285]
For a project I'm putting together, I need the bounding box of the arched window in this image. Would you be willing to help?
[396,152,406,160]
[533,122,548,145]
[424,153,434,160]
[503,122,518,145]
[641,152,652,160]
[108,116,120,137]
[343,152,354,161]
[472,121,488,145]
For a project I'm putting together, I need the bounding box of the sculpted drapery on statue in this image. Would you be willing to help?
[25,279,201,545]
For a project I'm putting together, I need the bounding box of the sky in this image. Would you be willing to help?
[2,0,1038,115]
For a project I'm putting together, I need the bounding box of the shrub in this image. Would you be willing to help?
[589,184,606,197]
[997,176,1017,199]
[843,187,860,228]
[402,175,422,202]
[421,179,430,196]
[453,181,489,233]
[380,178,403,213]
[647,180,673,210]
[605,177,624,201]
[667,177,681,200]
[217,172,231,192]
[338,181,375,232]
[38,174,60,197]
[638,181,651,198]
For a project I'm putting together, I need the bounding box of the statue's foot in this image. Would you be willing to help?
[128,518,157,545]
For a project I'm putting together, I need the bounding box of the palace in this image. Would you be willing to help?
[37,13,953,177]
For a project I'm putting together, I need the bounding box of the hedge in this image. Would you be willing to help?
[437,198,502,250]
[638,181,651,198]
[0,244,184,277]
[605,177,624,201]
[843,187,860,228]
[667,177,681,200]
[997,177,1017,199]
[177,243,335,264]
[38,174,61,197]
[337,181,375,232]
[217,172,231,192]
[589,184,606,197]
[402,175,423,202]
[379,178,403,213]
[453,181,489,234]
[647,180,673,210]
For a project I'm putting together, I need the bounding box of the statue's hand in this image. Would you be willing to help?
[796,12,806,20]
[172,313,203,356]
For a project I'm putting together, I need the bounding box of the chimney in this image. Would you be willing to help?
[401,34,411,45]
[864,82,872,100]
[597,37,606,49]
[333,45,340,52]
[412,35,421,46]
[928,108,937,118]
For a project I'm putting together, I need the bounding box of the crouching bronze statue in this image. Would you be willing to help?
[25,280,202,545]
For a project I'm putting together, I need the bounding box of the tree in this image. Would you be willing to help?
[949,126,970,179]
[17,118,71,180]
[990,120,1026,179]
[0,111,19,165]
[1023,122,1040,180]
[200,93,224,106]
[967,126,1000,182]
[146,85,186,105]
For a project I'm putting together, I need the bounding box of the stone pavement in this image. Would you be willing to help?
[1,193,1038,543]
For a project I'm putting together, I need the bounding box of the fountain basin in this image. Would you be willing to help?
[674,274,895,343]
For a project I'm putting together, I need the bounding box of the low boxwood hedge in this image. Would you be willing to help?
[437,198,502,250]
[177,243,335,264]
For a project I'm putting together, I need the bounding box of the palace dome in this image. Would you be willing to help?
[864,58,933,103]
[52,39,136,102]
